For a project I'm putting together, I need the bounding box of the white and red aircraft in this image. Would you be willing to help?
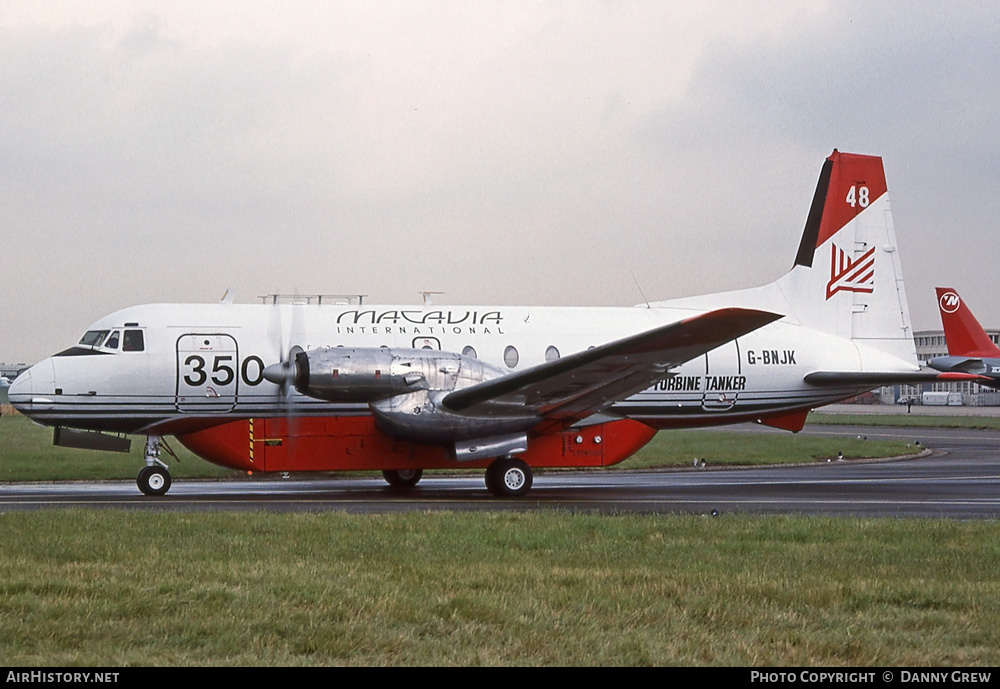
[10,150,963,497]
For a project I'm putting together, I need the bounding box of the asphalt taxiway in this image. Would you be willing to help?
[2,423,998,518]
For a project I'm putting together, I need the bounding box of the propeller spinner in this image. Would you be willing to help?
[263,346,305,393]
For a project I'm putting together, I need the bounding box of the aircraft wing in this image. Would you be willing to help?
[442,307,781,429]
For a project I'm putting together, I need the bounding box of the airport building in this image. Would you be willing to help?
[0,363,28,405]
[1,362,28,380]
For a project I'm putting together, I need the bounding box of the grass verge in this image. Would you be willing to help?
[808,410,1000,430]
[621,429,914,470]
[1,511,998,666]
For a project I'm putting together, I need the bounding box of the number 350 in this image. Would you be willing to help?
[183,355,264,387]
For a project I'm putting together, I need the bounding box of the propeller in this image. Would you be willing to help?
[261,299,307,462]
[264,299,307,392]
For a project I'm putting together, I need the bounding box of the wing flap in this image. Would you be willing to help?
[443,308,781,427]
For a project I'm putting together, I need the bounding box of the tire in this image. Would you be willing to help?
[382,468,423,488]
[484,463,500,494]
[137,465,172,496]
[486,457,532,497]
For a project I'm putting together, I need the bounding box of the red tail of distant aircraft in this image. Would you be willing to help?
[927,288,1000,387]
[934,288,1000,357]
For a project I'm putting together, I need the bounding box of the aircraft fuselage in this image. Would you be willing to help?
[11,301,870,439]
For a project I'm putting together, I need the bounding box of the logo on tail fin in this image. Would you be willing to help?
[826,244,875,299]
[939,291,961,314]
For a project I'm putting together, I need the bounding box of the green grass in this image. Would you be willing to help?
[623,429,913,469]
[808,410,1000,430]
[0,511,997,666]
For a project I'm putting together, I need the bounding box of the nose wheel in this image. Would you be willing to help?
[137,435,173,496]
[137,465,172,496]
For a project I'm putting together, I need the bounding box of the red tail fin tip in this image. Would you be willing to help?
[817,150,888,249]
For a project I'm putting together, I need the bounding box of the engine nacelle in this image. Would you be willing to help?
[283,347,506,403]
[265,346,539,449]
[371,389,538,445]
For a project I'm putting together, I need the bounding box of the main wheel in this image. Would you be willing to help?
[485,458,532,497]
[382,469,423,488]
[137,465,172,496]
[484,463,500,494]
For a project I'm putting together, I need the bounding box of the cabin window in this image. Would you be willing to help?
[123,330,145,352]
[545,345,560,362]
[79,330,109,347]
[105,331,120,350]
[462,346,477,359]
[503,345,519,368]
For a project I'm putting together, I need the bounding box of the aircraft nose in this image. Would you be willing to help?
[8,359,54,416]
[7,368,32,412]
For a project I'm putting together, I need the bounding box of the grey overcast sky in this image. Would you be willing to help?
[2,1,999,364]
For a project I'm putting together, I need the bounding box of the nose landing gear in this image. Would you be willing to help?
[137,464,171,496]
[137,435,173,496]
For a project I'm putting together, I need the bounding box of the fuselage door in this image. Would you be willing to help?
[413,336,441,350]
[701,340,743,411]
[176,334,239,413]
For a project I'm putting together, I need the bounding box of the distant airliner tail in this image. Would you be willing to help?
[935,287,1000,357]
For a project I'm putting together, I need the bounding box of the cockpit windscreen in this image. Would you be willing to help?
[79,330,109,347]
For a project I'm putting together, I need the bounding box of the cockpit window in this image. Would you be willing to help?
[79,330,109,347]
[105,331,120,350]
[122,330,145,352]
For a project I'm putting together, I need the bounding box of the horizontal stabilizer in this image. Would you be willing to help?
[804,370,989,387]
[444,307,781,427]
[927,356,990,375]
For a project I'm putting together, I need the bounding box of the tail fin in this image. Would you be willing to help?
[935,287,1000,357]
[775,150,914,364]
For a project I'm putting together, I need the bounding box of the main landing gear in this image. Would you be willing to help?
[381,469,423,488]
[380,459,534,497]
[137,435,173,496]
[485,457,533,497]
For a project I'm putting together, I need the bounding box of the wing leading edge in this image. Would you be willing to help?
[442,308,782,429]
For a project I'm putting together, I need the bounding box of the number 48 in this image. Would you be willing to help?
[846,185,869,208]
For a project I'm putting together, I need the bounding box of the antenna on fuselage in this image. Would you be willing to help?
[419,291,444,305]
[256,294,368,305]
[630,271,651,309]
